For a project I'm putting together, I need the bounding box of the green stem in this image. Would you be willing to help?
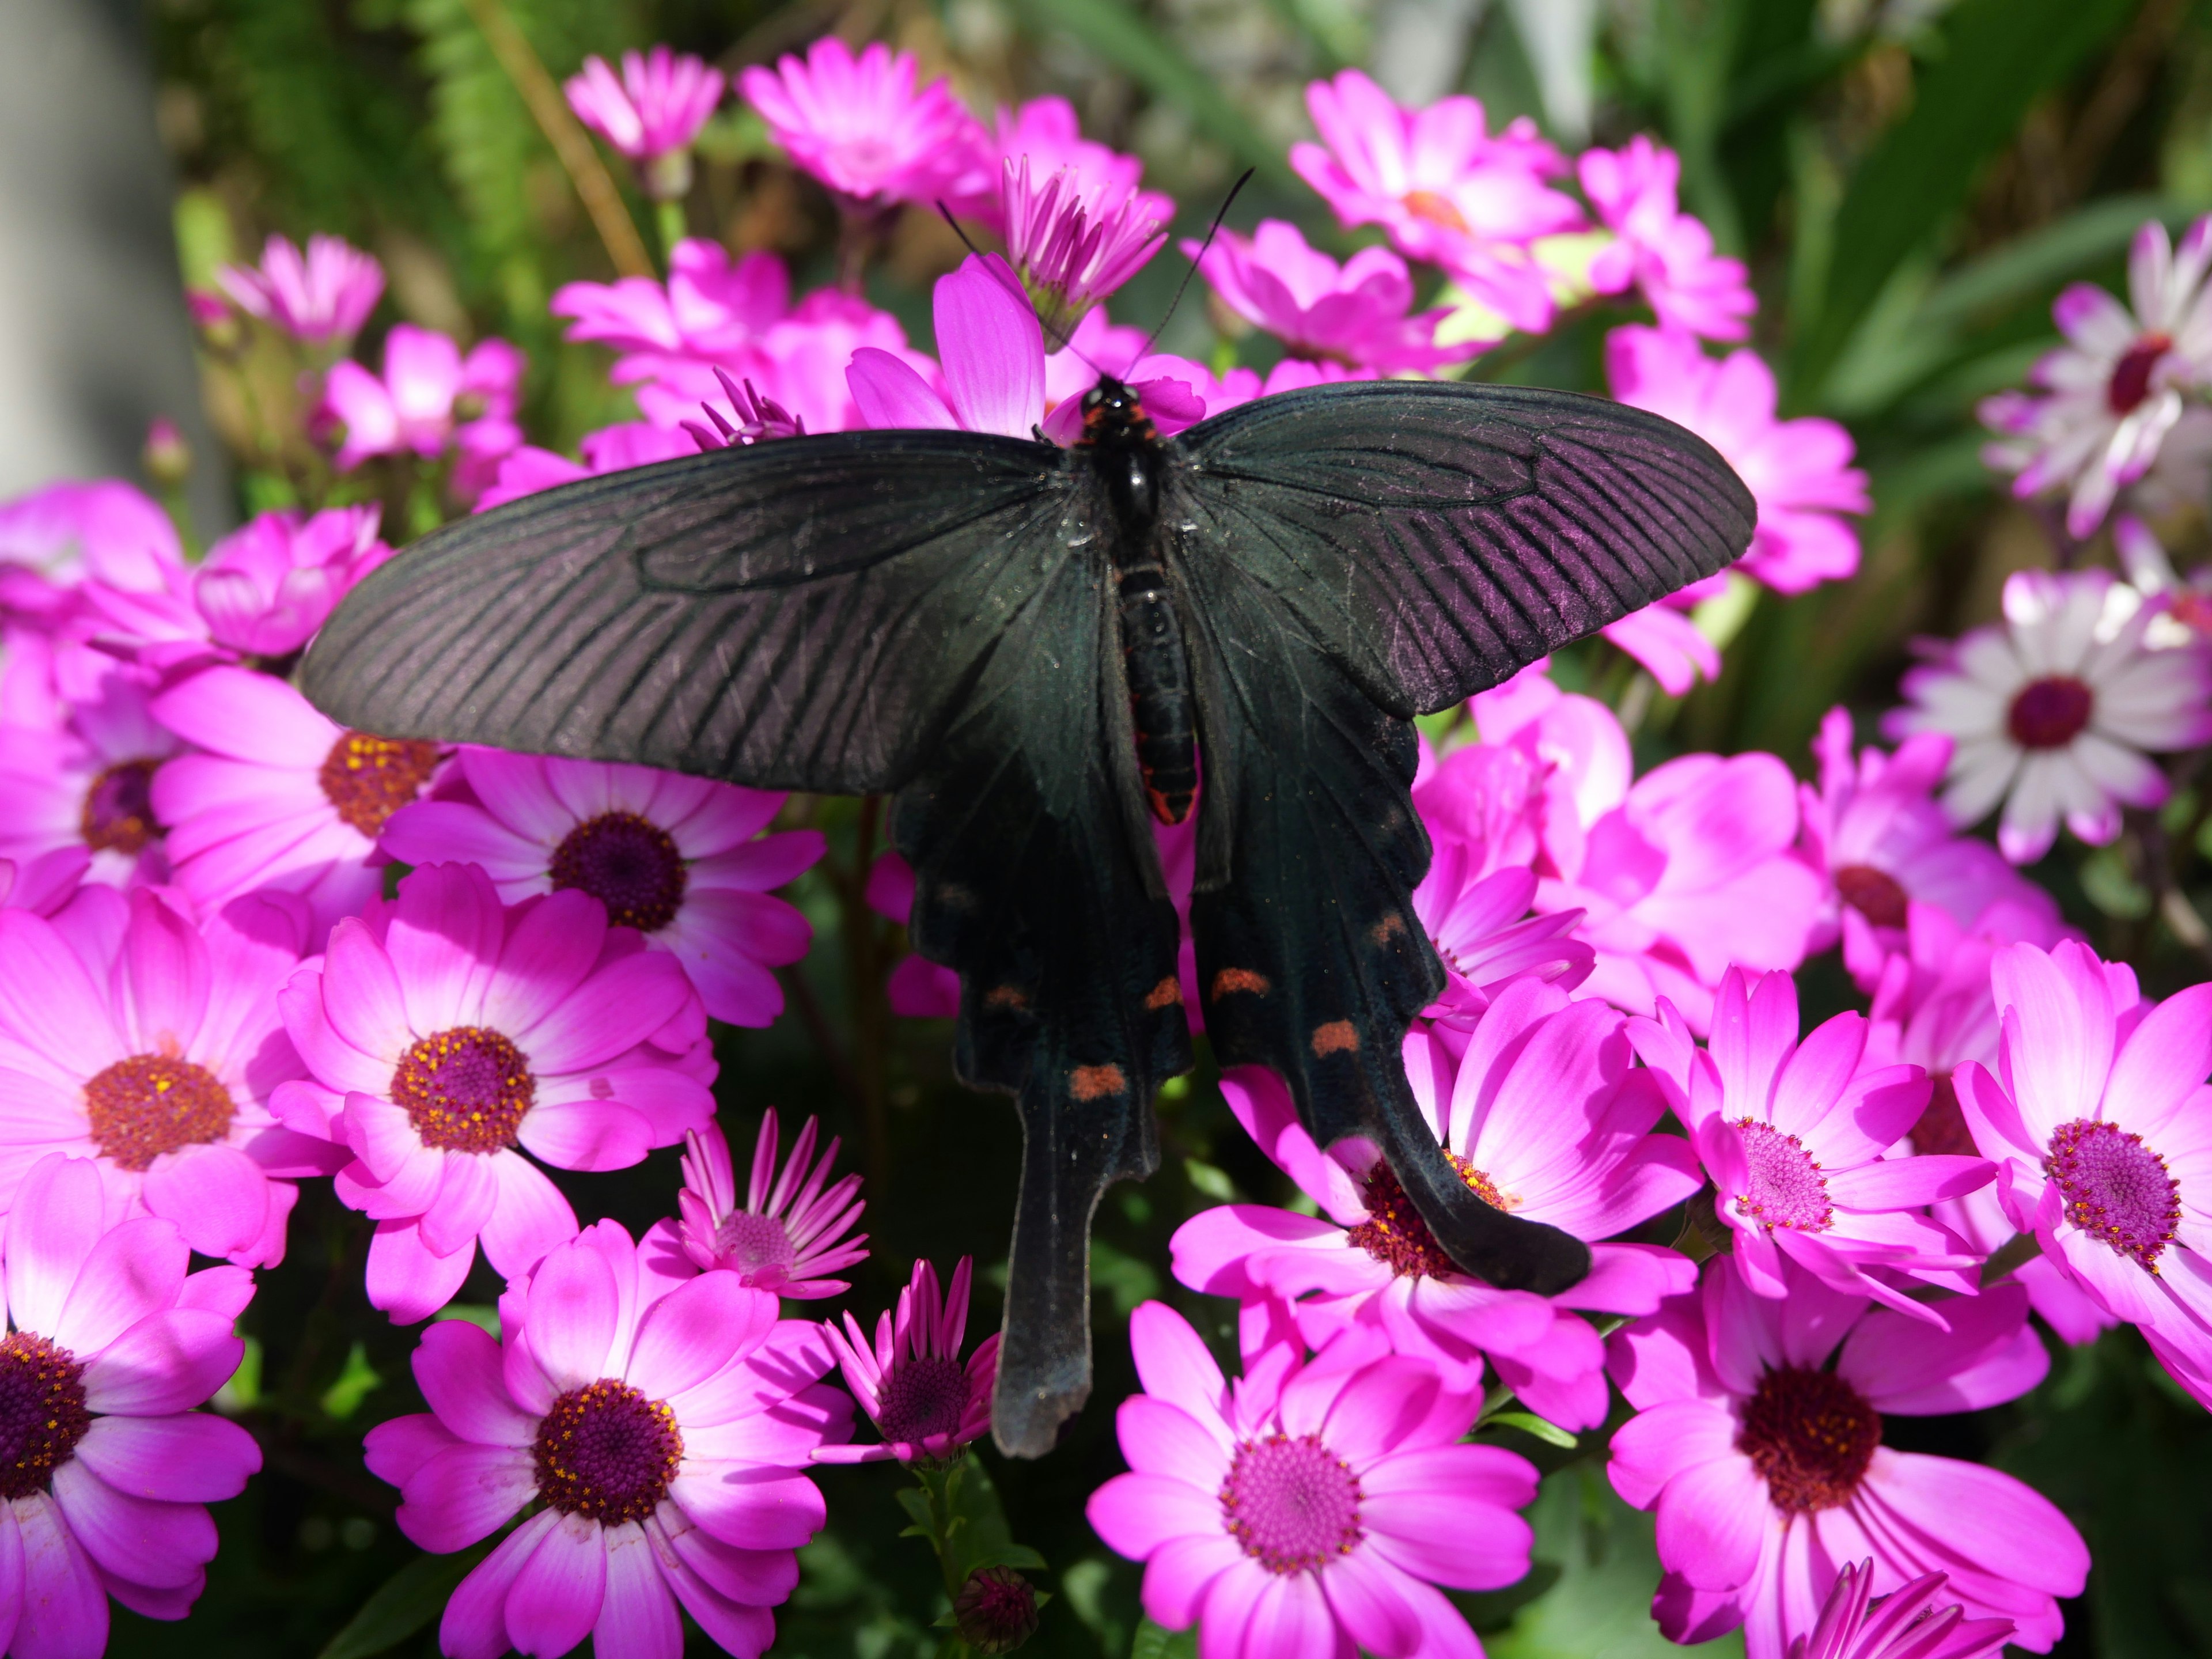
[911,1457,969,1604]
[655,199,688,270]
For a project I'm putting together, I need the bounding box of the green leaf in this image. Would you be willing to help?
[1484,1411,1579,1450]
[1131,1616,1199,1659]
[318,1342,382,1421]
[941,1456,1048,1584]
[317,1545,490,1659]
[1090,1237,1161,1317]
[1916,194,2206,332]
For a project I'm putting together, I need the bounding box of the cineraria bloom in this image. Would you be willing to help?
[740,37,988,210]
[1799,707,2061,991]
[1291,69,1581,334]
[566,47,725,197]
[477,421,699,512]
[678,371,806,452]
[0,478,181,626]
[1580,138,1755,341]
[149,665,443,944]
[271,862,715,1322]
[0,846,88,916]
[1601,598,1722,697]
[1607,324,1868,594]
[1953,939,2212,1399]
[1980,215,2212,537]
[0,887,335,1265]
[992,96,1166,225]
[1410,859,1592,1021]
[320,323,525,495]
[551,240,789,373]
[2115,512,2212,640]
[674,1112,866,1296]
[1188,219,1475,373]
[0,650,178,885]
[1088,1302,1536,1658]
[1607,1257,2084,1658]
[215,231,384,347]
[632,289,931,436]
[1003,157,1166,341]
[1790,1560,2013,1659]
[1175,982,1700,1430]
[379,747,819,1027]
[1884,567,2212,863]
[816,1257,998,1464]
[364,1220,852,1659]
[1631,967,1986,1320]
[0,1154,260,1645]
[1173,355,1379,418]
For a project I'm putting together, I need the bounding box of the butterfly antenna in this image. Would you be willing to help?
[935,199,1098,372]
[1140,166,1253,361]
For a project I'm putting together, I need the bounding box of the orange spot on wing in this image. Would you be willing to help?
[984,985,1029,1011]
[1145,977,1183,1010]
[1070,1065,1127,1101]
[1310,1021,1359,1057]
[1210,968,1270,999]
[1370,914,1407,946]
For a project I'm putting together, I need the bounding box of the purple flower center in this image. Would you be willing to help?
[550,810,687,933]
[2108,332,2171,415]
[317,732,440,837]
[84,1053,237,1171]
[1347,1154,1507,1278]
[2006,676,2094,751]
[1737,1365,1880,1514]
[533,1378,683,1525]
[2045,1118,2181,1270]
[876,1354,968,1445]
[1730,1121,1833,1233]
[391,1027,535,1154]
[712,1211,798,1284]
[79,759,161,856]
[0,1333,90,1501]
[1832,864,1909,931]
[1219,1432,1363,1574]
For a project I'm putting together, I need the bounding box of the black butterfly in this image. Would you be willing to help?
[302,376,1753,1455]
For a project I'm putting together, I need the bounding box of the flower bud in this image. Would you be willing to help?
[953,1566,1039,1654]
[143,417,191,490]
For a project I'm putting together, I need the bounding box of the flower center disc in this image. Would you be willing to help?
[1737,1364,1880,1514]
[1911,1075,1979,1158]
[84,1053,236,1171]
[1347,1153,1508,1278]
[318,732,440,837]
[876,1355,968,1445]
[1833,864,1910,930]
[1402,189,1470,235]
[2006,676,2094,751]
[1732,1121,1833,1232]
[2108,332,2171,415]
[391,1026,534,1154]
[1219,1432,1363,1574]
[549,811,687,933]
[2045,1118,2181,1270]
[713,1211,798,1283]
[533,1378,683,1525]
[80,759,161,856]
[0,1333,89,1500]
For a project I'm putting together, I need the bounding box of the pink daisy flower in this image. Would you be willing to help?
[0,650,177,886]
[476,420,700,512]
[675,1111,867,1296]
[0,886,334,1266]
[1607,324,1868,595]
[816,1256,998,1464]
[1003,157,1166,342]
[1792,1560,2013,1659]
[566,47,725,198]
[271,862,715,1323]
[0,846,90,916]
[1088,1302,1537,1658]
[1607,1256,2086,1657]
[0,1154,261,1645]
[551,240,790,372]
[1410,855,1591,1022]
[216,232,384,347]
[1580,137,1755,341]
[0,478,182,628]
[1188,218,1476,373]
[1175,981,1699,1429]
[1631,967,1987,1321]
[320,323,525,495]
[739,37,989,210]
[1953,938,2212,1402]
[149,665,444,946]
[378,747,819,1028]
[365,1219,852,1659]
[632,288,933,437]
[1601,599,1724,696]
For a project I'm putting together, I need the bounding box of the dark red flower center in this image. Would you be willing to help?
[391,1026,534,1154]
[1737,1365,1880,1514]
[84,1053,236,1171]
[2108,333,2171,415]
[533,1378,683,1525]
[318,732,440,838]
[2006,676,2094,751]
[0,1333,89,1501]
[549,811,687,933]
[1730,1120,1832,1232]
[876,1355,968,1446]
[1347,1154,1508,1277]
[1911,1075,1979,1158]
[1219,1432,1363,1574]
[80,759,161,856]
[2045,1118,2181,1270]
[1833,864,1910,931]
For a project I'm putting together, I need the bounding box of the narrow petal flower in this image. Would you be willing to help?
[815,1258,997,1464]
[216,233,384,346]
[740,37,990,210]
[1005,158,1166,340]
[675,1112,866,1297]
[566,47,725,197]
[1791,1559,2014,1659]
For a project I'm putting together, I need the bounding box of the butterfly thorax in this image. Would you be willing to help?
[1078,378,1195,826]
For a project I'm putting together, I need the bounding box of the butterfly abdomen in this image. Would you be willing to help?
[1117,563,1196,825]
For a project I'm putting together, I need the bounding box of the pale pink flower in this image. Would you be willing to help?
[1189,218,1475,372]
[1791,1560,2013,1659]
[1003,158,1166,340]
[477,421,699,512]
[740,38,990,210]
[216,232,384,346]
[0,479,181,629]
[365,1220,851,1659]
[1580,137,1755,340]
[320,324,525,495]
[551,241,790,372]
[816,1257,998,1464]
[566,47,724,197]
[675,1112,866,1296]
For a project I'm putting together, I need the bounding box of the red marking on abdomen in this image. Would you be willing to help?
[1144,777,1194,825]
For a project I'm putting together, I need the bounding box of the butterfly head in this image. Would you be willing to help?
[1077,377,1157,448]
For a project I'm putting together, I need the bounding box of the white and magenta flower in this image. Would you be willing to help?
[1088,1303,1536,1658]
[816,1256,998,1464]
[1190,218,1475,372]
[1885,567,2212,863]
[1580,137,1755,341]
[365,1219,851,1659]
[320,323,525,495]
[566,47,725,197]
[675,1112,866,1296]
[0,887,335,1265]
[379,747,819,1028]
[739,37,989,210]
[0,1154,260,1645]
[1003,158,1166,340]
[216,232,384,347]
[271,862,715,1322]
[1791,1560,2014,1659]
[1608,1257,2085,1658]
